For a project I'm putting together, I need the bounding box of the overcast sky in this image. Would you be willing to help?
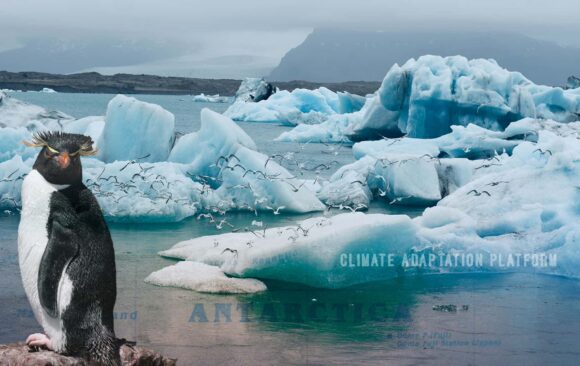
[0,0,578,77]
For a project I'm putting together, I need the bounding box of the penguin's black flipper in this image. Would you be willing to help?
[38,196,79,318]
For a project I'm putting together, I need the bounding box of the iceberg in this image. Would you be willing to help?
[318,151,449,207]
[169,108,257,164]
[275,109,364,143]
[376,154,442,205]
[62,116,106,146]
[225,87,366,125]
[347,55,580,141]
[277,56,580,144]
[158,213,419,289]
[192,93,232,103]
[98,95,175,163]
[0,91,72,128]
[337,92,367,114]
[316,156,374,208]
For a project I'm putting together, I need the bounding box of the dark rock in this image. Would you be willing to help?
[432,304,470,313]
[234,78,276,103]
[251,81,275,103]
[567,76,580,89]
[432,304,457,312]
[0,342,177,366]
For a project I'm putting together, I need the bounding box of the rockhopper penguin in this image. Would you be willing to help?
[18,131,120,365]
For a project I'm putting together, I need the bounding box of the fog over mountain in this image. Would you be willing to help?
[0,37,189,74]
[269,29,580,85]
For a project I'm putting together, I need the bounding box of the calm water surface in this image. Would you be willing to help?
[1,92,579,365]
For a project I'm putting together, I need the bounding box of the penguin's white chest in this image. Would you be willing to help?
[18,169,69,350]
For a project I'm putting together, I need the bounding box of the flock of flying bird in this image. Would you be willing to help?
[0,138,535,216]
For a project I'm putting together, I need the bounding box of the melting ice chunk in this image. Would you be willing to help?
[145,261,267,294]
[99,95,175,163]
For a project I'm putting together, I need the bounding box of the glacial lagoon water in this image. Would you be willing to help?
[1,92,579,365]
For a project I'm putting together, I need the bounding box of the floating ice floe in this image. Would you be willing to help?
[275,108,366,143]
[158,213,418,289]
[192,93,232,103]
[151,124,580,289]
[225,86,367,126]
[145,261,267,294]
[0,90,72,128]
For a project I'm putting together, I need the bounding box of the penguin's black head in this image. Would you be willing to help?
[24,131,97,185]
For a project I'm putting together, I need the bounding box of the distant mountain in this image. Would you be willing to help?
[0,37,278,79]
[269,29,580,86]
[0,38,184,74]
[87,54,278,79]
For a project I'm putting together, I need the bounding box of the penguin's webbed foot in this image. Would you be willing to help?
[26,333,53,351]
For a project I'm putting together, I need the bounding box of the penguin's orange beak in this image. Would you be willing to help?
[56,152,70,169]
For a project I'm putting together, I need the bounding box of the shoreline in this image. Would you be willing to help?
[0,70,381,96]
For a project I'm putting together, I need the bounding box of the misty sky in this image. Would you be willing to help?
[0,0,578,77]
